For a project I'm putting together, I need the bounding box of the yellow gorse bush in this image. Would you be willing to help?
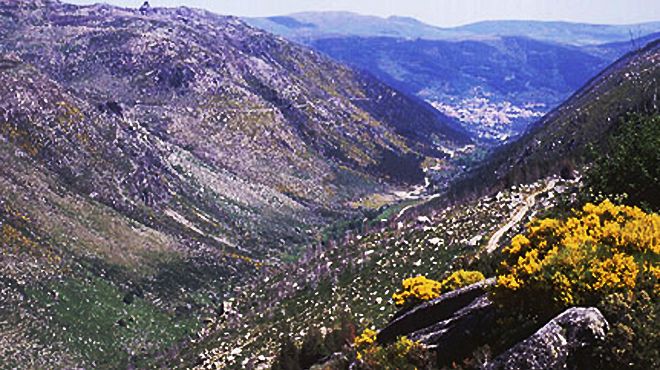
[354,328,377,348]
[392,270,485,307]
[355,335,425,367]
[392,276,442,306]
[496,200,659,305]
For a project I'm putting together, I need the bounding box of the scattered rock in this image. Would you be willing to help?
[417,216,432,225]
[139,1,151,15]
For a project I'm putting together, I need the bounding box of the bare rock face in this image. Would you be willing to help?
[378,280,609,369]
[485,307,609,370]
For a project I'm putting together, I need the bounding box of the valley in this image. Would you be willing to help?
[248,13,660,142]
[0,1,658,370]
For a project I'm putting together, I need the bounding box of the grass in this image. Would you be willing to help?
[26,276,200,369]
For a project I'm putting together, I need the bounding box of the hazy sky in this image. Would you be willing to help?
[65,0,660,27]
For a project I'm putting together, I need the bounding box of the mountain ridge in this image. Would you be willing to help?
[245,12,660,45]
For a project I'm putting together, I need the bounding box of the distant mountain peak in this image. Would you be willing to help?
[387,15,428,26]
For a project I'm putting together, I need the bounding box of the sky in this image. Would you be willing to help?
[65,0,660,27]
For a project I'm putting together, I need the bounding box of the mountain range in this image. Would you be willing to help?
[0,1,658,369]
[246,12,660,45]
[247,13,660,140]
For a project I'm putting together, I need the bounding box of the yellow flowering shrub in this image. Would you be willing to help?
[437,270,486,293]
[392,276,442,306]
[354,328,377,348]
[496,200,659,306]
[355,336,430,369]
[392,270,485,307]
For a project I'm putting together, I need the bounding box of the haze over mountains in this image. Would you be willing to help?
[247,13,660,140]
[247,12,660,45]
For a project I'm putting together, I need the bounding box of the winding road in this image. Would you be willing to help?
[485,179,557,253]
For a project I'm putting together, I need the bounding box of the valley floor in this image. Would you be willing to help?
[187,176,572,369]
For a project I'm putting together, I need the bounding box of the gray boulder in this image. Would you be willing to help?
[485,307,609,370]
[377,278,495,344]
[377,278,498,365]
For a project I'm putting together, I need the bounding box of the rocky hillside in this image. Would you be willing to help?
[187,175,591,369]
[180,33,659,370]
[0,0,469,367]
[0,0,470,254]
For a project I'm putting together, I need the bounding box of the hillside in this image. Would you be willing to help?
[451,38,660,197]
[0,0,469,367]
[0,0,470,252]
[308,36,615,141]
[180,36,660,370]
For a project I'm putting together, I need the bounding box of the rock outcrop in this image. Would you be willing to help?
[378,279,609,369]
[377,278,495,344]
[378,278,498,364]
[486,307,609,370]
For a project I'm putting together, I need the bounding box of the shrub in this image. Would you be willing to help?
[495,199,658,307]
[585,113,660,210]
[493,199,659,369]
[272,316,356,369]
[354,335,433,370]
[392,270,485,307]
[353,328,377,348]
[391,276,442,307]
[437,270,485,293]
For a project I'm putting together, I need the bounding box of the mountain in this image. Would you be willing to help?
[246,12,660,141]
[454,20,660,46]
[0,0,469,367]
[244,11,464,42]
[307,36,615,141]
[245,12,660,45]
[451,38,660,197]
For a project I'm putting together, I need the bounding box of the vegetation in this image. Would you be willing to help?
[392,270,485,307]
[495,200,658,308]
[271,315,357,370]
[586,113,660,210]
[494,199,659,369]
[314,199,658,369]
[353,334,433,370]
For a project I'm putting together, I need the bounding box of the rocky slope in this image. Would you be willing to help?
[181,33,659,370]
[1,0,469,253]
[186,177,575,368]
[0,0,469,367]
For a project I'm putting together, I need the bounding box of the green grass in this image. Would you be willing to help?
[27,276,199,369]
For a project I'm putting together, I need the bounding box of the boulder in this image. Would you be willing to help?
[377,278,495,344]
[485,307,609,370]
